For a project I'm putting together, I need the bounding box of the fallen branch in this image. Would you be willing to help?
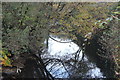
[49,35,73,43]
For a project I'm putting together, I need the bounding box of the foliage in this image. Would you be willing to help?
[97,2,120,76]
[2,2,119,78]
[48,2,116,39]
[2,3,51,55]
[2,2,117,54]
[0,49,12,66]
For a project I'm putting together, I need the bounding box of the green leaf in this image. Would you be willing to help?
[113,12,120,14]
[117,6,120,9]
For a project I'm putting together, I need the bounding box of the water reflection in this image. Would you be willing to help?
[43,35,105,78]
[48,35,81,60]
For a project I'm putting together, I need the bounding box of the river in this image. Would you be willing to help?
[42,35,106,78]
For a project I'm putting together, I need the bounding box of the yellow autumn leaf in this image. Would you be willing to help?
[0,58,12,67]
[0,57,4,61]
[0,50,4,54]
[4,59,12,67]
[4,55,8,60]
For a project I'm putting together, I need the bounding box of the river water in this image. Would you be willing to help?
[43,35,105,78]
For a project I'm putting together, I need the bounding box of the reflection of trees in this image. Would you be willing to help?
[42,49,88,78]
